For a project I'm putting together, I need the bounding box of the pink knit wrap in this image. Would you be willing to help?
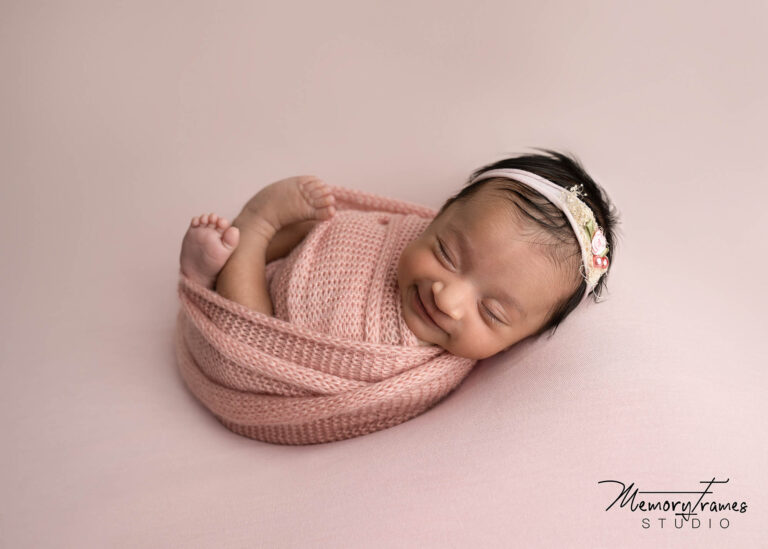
[175,185,477,445]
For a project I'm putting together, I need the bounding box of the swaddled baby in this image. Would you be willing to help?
[178,149,619,361]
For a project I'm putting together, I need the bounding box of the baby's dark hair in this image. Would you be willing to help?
[435,148,620,338]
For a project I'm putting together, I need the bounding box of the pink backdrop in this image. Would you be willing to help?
[1,1,766,547]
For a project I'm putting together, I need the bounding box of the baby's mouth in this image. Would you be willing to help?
[413,285,445,334]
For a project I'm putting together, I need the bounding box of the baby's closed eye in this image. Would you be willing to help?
[483,305,504,325]
[436,238,453,265]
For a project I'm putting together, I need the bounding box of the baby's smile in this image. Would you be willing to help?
[411,284,448,334]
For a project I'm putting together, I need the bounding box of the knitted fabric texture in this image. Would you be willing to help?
[175,185,478,445]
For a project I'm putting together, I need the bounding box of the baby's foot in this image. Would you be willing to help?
[179,213,240,289]
[237,175,336,237]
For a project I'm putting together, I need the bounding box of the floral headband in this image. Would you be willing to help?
[468,168,610,300]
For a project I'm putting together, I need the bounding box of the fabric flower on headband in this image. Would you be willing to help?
[563,185,610,287]
[587,221,609,270]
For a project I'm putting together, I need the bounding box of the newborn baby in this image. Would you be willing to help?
[179,150,618,361]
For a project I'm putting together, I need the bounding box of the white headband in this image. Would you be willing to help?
[468,168,610,302]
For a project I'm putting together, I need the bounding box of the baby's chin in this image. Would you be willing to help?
[411,317,437,347]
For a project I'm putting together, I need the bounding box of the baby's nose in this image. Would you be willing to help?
[432,281,465,320]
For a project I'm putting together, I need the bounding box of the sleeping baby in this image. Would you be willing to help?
[178,149,618,362]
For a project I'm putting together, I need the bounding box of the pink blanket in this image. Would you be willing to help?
[175,185,477,445]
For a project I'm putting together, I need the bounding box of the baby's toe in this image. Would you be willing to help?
[304,178,329,194]
[304,181,335,207]
[221,226,239,250]
[315,203,336,220]
[309,186,333,200]
[215,217,230,232]
[301,178,320,189]
[207,213,218,226]
[314,192,335,207]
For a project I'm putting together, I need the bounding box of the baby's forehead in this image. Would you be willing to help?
[440,209,546,265]
[443,191,528,234]
[442,194,575,273]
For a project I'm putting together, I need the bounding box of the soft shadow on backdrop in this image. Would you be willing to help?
[1,1,766,547]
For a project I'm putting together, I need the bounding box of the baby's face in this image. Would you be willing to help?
[397,185,578,360]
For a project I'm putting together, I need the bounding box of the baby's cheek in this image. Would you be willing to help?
[397,246,417,273]
[415,247,439,271]
[396,248,412,279]
[445,330,483,360]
